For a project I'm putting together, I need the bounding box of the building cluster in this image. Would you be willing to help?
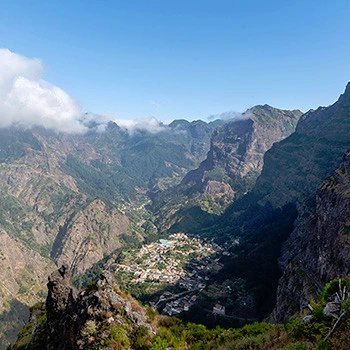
[162,294,198,316]
[116,233,223,286]
[115,232,234,317]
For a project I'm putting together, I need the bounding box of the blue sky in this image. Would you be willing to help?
[1,0,350,123]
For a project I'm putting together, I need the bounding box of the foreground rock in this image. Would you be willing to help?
[12,266,155,349]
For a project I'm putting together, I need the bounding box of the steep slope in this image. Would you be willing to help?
[0,232,55,348]
[271,150,350,322]
[51,199,133,275]
[188,105,302,199]
[0,128,135,348]
[219,83,350,237]
[152,105,302,232]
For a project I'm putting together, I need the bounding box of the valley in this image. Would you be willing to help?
[1,83,350,349]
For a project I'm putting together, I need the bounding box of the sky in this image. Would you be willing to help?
[0,0,350,132]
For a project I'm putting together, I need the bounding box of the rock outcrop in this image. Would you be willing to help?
[46,265,79,349]
[13,266,155,350]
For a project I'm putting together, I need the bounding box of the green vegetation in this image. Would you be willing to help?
[0,128,42,163]
[0,190,48,257]
[60,121,218,202]
[341,226,350,235]
[11,303,47,350]
[61,155,137,201]
[84,280,100,293]
[105,325,130,349]
[202,202,298,317]
[148,277,350,349]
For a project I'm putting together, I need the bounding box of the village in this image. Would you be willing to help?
[115,233,233,316]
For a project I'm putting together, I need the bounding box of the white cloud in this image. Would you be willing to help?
[113,116,167,135]
[0,48,86,133]
[207,110,252,122]
[80,112,113,132]
[0,49,194,135]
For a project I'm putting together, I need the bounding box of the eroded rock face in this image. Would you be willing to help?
[51,199,132,275]
[271,151,350,322]
[44,266,153,350]
[46,265,78,350]
[186,105,302,201]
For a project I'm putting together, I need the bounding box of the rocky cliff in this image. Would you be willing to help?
[271,151,350,322]
[51,199,133,275]
[173,83,350,319]
[191,105,302,199]
[11,266,155,350]
[212,84,350,318]
[151,105,302,232]
[252,83,350,208]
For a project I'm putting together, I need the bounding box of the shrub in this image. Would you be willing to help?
[130,326,153,350]
[108,325,130,350]
[84,280,100,293]
[150,337,168,350]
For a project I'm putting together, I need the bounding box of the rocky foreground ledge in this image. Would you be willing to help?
[12,265,155,350]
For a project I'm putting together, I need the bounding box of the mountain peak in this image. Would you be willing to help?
[336,81,350,104]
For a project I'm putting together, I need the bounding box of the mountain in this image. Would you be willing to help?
[250,84,350,208]
[221,83,350,232]
[202,83,350,318]
[151,105,302,233]
[0,118,222,348]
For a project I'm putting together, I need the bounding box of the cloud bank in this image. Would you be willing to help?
[0,48,85,133]
[113,116,168,135]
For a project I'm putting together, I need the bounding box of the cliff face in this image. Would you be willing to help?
[51,199,132,275]
[271,151,350,322]
[188,84,350,319]
[185,105,302,201]
[252,84,350,208]
[208,106,301,182]
[0,230,55,349]
[152,105,302,232]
